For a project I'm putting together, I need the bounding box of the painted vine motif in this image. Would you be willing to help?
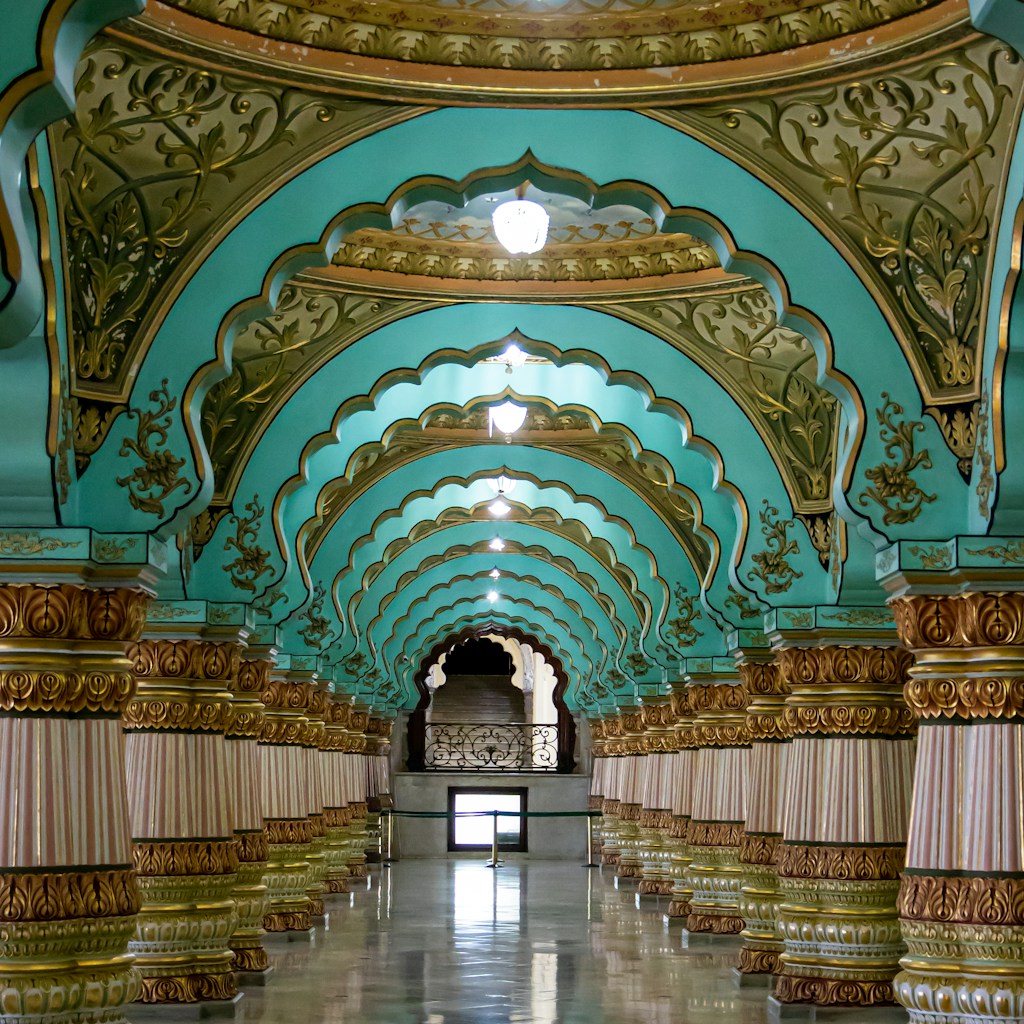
[661,584,703,657]
[858,393,936,526]
[116,379,192,517]
[625,627,649,677]
[222,495,272,592]
[298,582,333,648]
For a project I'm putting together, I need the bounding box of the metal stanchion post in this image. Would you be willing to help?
[486,811,502,868]
[383,810,394,866]
[583,813,598,868]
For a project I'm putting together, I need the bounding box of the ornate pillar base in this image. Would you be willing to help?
[347,803,369,878]
[666,826,693,919]
[262,820,313,932]
[322,811,351,895]
[637,817,674,895]
[600,801,623,866]
[615,803,643,879]
[131,842,239,1004]
[686,830,745,935]
[737,833,784,975]
[305,817,328,918]
[229,833,270,973]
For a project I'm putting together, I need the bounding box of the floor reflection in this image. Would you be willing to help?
[228,861,771,1024]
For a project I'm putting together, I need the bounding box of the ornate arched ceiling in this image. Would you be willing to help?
[3,0,1024,715]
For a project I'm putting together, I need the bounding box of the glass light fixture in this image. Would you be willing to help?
[492,199,549,255]
[500,343,527,374]
[486,475,517,495]
[488,497,511,517]
[489,567,501,579]
[486,590,499,603]
[489,536,505,552]
[489,401,527,439]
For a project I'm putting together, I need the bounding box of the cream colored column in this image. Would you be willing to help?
[615,709,646,879]
[588,719,607,859]
[638,698,675,896]
[667,688,698,919]
[303,685,328,918]
[736,654,789,976]
[345,708,370,877]
[0,581,148,1024]
[226,653,270,974]
[891,590,1024,1024]
[686,673,749,934]
[774,643,915,1007]
[258,671,313,932]
[320,697,351,895]
[599,716,625,867]
[125,632,239,1003]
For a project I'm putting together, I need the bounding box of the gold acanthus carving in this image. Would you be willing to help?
[0,868,140,921]
[133,839,239,876]
[222,495,271,592]
[663,38,1024,473]
[160,0,939,73]
[784,704,915,736]
[687,913,743,934]
[225,704,266,739]
[776,645,913,685]
[261,717,309,746]
[130,639,240,683]
[898,873,1024,926]
[235,831,270,864]
[0,584,148,642]
[138,973,237,1005]
[266,819,313,845]
[688,683,748,714]
[904,676,1024,721]
[0,669,135,717]
[688,821,743,848]
[775,977,897,1007]
[236,658,271,694]
[125,692,234,733]
[778,843,904,880]
[739,832,782,866]
[261,679,312,712]
[749,500,803,593]
[892,592,1024,650]
[738,948,781,975]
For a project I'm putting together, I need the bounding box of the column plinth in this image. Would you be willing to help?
[0,581,149,1024]
[125,637,241,1004]
[685,678,749,934]
[890,590,1024,1024]
[773,643,915,1007]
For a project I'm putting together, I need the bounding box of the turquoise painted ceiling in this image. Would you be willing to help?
[2,0,1024,713]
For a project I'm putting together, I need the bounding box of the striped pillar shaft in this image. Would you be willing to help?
[320,697,351,894]
[589,721,607,856]
[892,592,1024,1024]
[638,699,675,896]
[599,716,625,867]
[259,676,313,932]
[774,644,915,1007]
[667,688,697,919]
[345,710,371,877]
[686,680,750,934]
[0,582,148,1024]
[227,655,270,973]
[736,656,790,975]
[125,637,240,1004]
[303,686,328,918]
[616,711,646,879]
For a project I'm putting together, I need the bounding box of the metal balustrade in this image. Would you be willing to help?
[423,722,559,771]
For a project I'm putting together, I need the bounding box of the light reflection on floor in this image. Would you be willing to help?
[230,861,774,1024]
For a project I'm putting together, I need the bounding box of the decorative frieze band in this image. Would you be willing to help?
[133,839,238,876]
[0,867,139,921]
[778,843,905,880]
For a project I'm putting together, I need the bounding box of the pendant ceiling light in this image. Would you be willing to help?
[487,475,517,495]
[492,185,549,255]
[486,590,499,603]
[500,343,528,373]
[489,536,505,552]
[489,567,501,579]
[488,497,511,517]
[489,401,527,439]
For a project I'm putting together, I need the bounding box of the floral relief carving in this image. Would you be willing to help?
[858,393,936,526]
[116,379,192,517]
[298,582,334,649]
[748,499,803,594]
[222,495,272,592]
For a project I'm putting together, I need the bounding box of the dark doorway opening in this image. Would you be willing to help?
[444,637,513,676]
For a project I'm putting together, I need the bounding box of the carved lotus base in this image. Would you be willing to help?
[667,899,690,918]
[137,969,237,1004]
[638,879,674,895]
[263,909,311,932]
[687,913,744,934]
[738,946,780,975]
[601,853,621,866]
[615,862,643,879]
[230,942,270,973]
[325,877,350,894]
[775,975,896,1006]
[347,863,368,878]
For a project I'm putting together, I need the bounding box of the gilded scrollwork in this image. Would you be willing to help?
[298,582,333,649]
[725,585,762,621]
[748,499,803,594]
[222,495,271,592]
[663,39,1024,471]
[624,627,649,676]
[661,583,703,656]
[858,393,936,526]
[116,379,192,517]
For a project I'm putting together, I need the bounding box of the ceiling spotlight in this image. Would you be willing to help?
[489,536,505,552]
[489,401,527,441]
[492,198,549,255]
[489,567,501,579]
[488,497,511,517]
[486,475,517,495]
[500,343,528,374]
[486,589,499,603]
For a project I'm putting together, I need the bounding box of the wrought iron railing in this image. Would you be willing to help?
[423,722,559,771]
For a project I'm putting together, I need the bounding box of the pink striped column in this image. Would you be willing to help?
[774,643,915,1006]
[892,591,1024,1024]
[667,688,698,919]
[599,717,626,867]
[637,699,675,895]
[125,635,240,1003]
[303,685,328,917]
[686,674,750,933]
[736,654,790,975]
[344,711,371,877]
[259,673,313,931]
[0,582,148,1024]
[615,710,646,880]
[227,654,270,974]
[320,697,351,895]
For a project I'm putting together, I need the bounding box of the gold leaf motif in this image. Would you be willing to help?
[748,499,803,594]
[298,582,333,649]
[858,393,936,526]
[116,379,192,517]
[0,532,77,556]
[222,494,272,592]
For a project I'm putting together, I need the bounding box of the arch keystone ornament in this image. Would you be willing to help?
[882,541,1024,1024]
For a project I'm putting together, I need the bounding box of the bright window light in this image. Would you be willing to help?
[489,401,527,438]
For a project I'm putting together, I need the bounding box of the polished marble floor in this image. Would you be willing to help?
[236,861,777,1024]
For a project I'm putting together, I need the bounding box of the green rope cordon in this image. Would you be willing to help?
[383,809,600,819]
